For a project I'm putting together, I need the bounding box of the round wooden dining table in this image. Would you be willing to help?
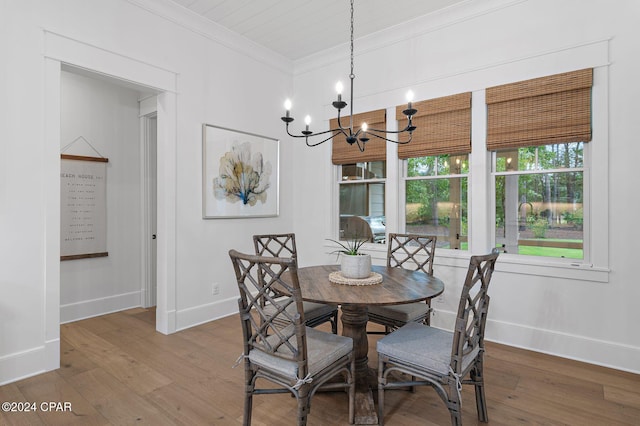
[295,264,444,424]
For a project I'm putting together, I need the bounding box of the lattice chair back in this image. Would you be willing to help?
[229,249,309,379]
[252,233,339,334]
[450,251,499,375]
[387,233,436,275]
[253,233,298,260]
[251,234,298,306]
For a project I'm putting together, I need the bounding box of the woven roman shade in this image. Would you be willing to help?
[486,68,593,150]
[396,92,471,159]
[331,109,386,165]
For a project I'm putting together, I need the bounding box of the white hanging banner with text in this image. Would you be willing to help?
[60,155,108,260]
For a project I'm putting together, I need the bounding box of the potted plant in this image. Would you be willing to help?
[327,237,372,279]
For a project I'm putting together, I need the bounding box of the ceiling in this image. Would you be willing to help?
[169,0,467,60]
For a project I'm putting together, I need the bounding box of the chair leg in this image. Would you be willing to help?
[425,300,431,326]
[331,311,338,334]
[471,360,488,422]
[243,370,254,426]
[377,357,386,426]
[243,388,253,426]
[296,393,310,426]
[447,380,462,426]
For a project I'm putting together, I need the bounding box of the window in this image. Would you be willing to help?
[332,109,387,243]
[405,155,468,249]
[486,68,592,260]
[339,161,386,243]
[493,143,584,258]
[398,92,472,249]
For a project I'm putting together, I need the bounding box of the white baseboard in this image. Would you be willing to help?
[60,291,142,324]
[45,338,60,371]
[175,296,238,332]
[156,308,176,335]
[0,345,47,386]
[432,309,640,374]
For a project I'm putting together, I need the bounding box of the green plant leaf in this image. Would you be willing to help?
[326,237,368,255]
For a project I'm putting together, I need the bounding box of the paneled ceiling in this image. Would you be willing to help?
[168,0,467,60]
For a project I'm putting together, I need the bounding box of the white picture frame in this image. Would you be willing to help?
[202,124,280,219]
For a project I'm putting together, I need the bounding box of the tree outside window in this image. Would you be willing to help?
[494,142,584,258]
[405,154,468,250]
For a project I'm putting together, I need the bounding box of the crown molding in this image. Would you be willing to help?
[125,0,293,76]
[294,0,526,76]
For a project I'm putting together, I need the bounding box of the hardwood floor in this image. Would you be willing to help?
[1,308,639,425]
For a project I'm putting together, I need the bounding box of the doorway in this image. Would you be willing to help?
[142,113,158,309]
[59,68,157,324]
[45,33,179,377]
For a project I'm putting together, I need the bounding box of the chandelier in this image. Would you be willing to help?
[280,0,417,152]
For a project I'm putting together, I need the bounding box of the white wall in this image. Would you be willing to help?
[292,0,640,373]
[0,0,638,386]
[0,0,293,384]
[59,70,144,322]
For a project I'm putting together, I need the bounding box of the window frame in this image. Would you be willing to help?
[491,143,587,260]
[486,67,609,282]
[337,161,387,244]
[401,154,470,251]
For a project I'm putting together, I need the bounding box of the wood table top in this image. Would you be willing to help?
[295,264,444,306]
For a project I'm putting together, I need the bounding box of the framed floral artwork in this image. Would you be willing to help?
[202,124,279,218]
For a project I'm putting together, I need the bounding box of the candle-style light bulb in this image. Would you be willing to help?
[335,81,344,102]
[406,90,415,109]
[361,122,368,132]
[406,90,414,103]
[304,115,311,131]
[281,99,293,123]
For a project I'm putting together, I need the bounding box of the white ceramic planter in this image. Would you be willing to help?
[340,253,372,279]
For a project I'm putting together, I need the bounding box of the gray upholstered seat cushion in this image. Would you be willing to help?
[249,326,352,380]
[377,322,479,375]
[368,302,429,322]
[263,298,336,321]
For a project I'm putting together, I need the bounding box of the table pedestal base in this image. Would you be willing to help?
[354,385,377,425]
[341,304,379,425]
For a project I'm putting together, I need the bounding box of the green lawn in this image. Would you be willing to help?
[437,240,583,259]
[517,245,583,259]
[503,239,583,259]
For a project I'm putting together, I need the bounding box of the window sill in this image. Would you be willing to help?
[359,244,609,283]
[490,254,609,283]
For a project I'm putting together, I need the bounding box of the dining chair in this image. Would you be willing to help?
[229,249,355,425]
[376,251,499,426]
[253,233,339,333]
[368,233,437,333]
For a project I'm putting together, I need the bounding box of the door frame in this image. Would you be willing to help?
[44,32,179,374]
[141,110,157,308]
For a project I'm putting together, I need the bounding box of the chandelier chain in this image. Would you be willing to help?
[350,0,354,78]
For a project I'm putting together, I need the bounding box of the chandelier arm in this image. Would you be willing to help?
[306,131,344,147]
[363,130,414,145]
[397,123,417,133]
[366,124,415,135]
[285,124,346,139]
[335,110,353,134]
